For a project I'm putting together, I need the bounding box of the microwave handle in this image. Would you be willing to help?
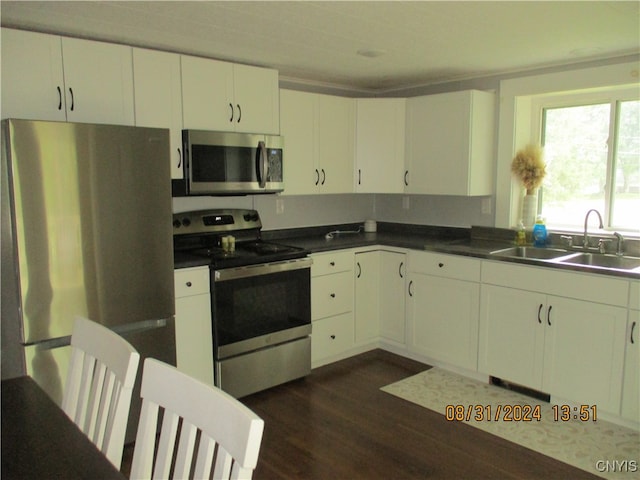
[256,140,268,188]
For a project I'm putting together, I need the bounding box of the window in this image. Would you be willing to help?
[535,89,639,233]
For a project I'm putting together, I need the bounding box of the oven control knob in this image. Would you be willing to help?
[173,219,181,228]
[182,218,191,227]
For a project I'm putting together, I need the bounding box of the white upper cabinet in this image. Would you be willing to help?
[280,89,317,195]
[317,93,355,194]
[280,89,355,195]
[1,28,65,121]
[133,48,184,179]
[355,98,406,193]
[2,28,135,125]
[181,55,279,134]
[60,37,134,125]
[405,89,495,196]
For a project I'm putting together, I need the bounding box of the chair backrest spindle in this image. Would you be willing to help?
[62,316,140,469]
[130,358,264,480]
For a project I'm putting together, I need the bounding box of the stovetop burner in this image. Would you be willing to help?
[173,209,309,269]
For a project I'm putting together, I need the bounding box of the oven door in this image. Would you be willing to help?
[212,258,312,360]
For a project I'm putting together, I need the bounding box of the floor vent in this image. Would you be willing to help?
[490,377,551,403]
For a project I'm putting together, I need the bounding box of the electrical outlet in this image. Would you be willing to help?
[481,197,492,215]
[402,196,410,210]
[276,198,284,214]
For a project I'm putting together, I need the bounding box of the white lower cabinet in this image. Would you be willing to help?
[479,261,628,414]
[311,250,355,366]
[379,251,407,345]
[622,309,639,424]
[312,312,355,362]
[174,267,214,385]
[407,251,480,371]
[354,251,381,344]
[622,281,639,425]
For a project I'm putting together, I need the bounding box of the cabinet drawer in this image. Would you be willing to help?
[409,251,480,282]
[174,267,210,298]
[312,312,354,362]
[311,250,353,277]
[312,271,353,319]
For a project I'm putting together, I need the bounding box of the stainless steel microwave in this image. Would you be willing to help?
[179,130,284,195]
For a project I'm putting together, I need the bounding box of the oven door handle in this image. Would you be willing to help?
[214,257,313,282]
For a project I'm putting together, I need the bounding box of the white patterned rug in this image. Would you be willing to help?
[381,368,639,479]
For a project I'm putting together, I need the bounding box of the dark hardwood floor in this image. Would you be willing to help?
[121,350,601,479]
[241,350,600,480]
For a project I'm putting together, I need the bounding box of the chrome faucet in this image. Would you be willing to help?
[583,209,604,249]
[613,232,624,256]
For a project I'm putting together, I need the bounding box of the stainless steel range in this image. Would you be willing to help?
[173,209,311,397]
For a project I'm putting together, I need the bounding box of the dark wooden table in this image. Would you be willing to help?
[2,376,126,479]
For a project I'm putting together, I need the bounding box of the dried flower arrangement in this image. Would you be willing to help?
[511,144,546,194]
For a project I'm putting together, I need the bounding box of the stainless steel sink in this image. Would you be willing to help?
[555,253,640,271]
[490,246,571,260]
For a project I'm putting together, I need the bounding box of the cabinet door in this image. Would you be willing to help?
[354,251,380,343]
[280,89,318,195]
[181,55,234,130]
[543,296,626,413]
[174,268,214,385]
[478,285,546,388]
[622,309,639,423]
[409,273,480,370]
[133,48,183,179]
[61,37,134,125]
[317,94,355,193]
[233,63,279,134]
[355,98,405,193]
[1,28,66,121]
[175,294,214,385]
[380,252,406,344]
[405,90,493,195]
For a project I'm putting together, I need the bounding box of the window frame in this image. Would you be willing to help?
[530,86,639,233]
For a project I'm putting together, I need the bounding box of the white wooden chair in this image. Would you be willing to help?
[130,358,265,480]
[62,316,140,469]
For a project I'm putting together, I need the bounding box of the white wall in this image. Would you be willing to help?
[173,192,493,230]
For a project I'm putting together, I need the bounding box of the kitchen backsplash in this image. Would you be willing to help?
[173,193,494,231]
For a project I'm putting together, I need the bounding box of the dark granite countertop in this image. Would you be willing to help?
[175,222,639,280]
[263,223,640,280]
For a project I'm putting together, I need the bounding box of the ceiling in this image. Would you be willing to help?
[1,1,639,94]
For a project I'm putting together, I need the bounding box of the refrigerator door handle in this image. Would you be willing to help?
[110,318,169,336]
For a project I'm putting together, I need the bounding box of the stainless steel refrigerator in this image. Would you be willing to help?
[1,118,176,442]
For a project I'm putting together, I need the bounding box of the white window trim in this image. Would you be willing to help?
[495,61,639,230]
[530,87,639,232]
